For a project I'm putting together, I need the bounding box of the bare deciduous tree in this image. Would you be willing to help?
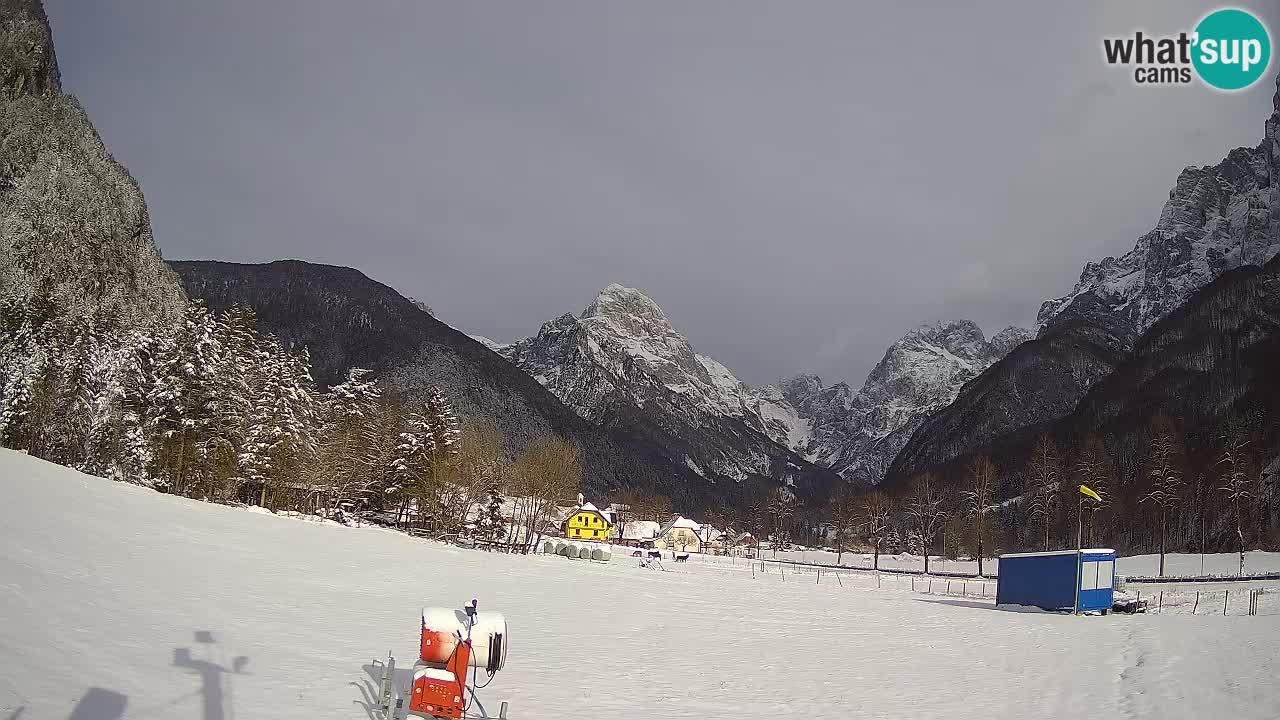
[961,455,996,576]
[510,435,581,553]
[1140,416,1185,577]
[1216,414,1257,576]
[766,487,796,557]
[828,495,860,565]
[1025,434,1061,551]
[905,473,948,575]
[856,490,893,570]
[1073,435,1114,547]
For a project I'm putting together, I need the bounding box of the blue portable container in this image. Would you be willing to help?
[996,549,1116,612]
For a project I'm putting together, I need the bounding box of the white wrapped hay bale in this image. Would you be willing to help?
[577,545,592,560]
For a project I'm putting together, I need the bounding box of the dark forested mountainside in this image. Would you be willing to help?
[887,254,1280,555]
[169,259,825,509]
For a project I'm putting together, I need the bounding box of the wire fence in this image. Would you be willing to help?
[689,552,997,601]
[688,552,1279,615]
[1126,587,1277,616]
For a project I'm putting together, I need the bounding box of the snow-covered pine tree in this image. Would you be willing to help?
[0,291,63,457]
[196,306,258,500]
[240,336,318,508]
[148,302,223,494]
[423,385,461,462]
[480,486,506,546]
[312,367,382,515]
[391,408,436,496]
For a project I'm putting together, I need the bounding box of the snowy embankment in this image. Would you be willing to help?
[2,450,1279,720]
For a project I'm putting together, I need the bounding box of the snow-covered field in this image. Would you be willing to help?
[2,449,1279,720]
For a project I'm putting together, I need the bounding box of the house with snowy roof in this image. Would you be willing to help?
[697,524,726,552]
[615,519,661,547]
[655,516,701,552]
[563,501,612,541]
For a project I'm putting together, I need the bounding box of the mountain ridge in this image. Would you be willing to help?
[887,72,1280,486]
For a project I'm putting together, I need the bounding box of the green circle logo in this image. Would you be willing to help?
[1192,8,1271,91]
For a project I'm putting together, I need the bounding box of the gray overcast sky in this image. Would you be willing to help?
[45,1,1279,386]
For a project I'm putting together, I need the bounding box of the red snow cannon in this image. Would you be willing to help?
[405,600,507,720]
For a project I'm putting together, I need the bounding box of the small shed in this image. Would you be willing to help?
[996,549,1116,612]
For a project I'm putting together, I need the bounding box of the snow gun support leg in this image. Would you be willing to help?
[372,652,405,720]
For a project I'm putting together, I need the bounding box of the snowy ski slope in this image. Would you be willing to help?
[1,449,1278,720]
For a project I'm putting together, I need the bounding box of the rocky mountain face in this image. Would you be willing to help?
[497,284,848,495]
[760,322,1032,486]
[887,73,1280,486]
[499,285,1028,488]
[1038,77,1279,348]
[0,0,184,326]
[170,261,772,509]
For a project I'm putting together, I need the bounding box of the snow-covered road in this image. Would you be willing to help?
[2,449,1277,720]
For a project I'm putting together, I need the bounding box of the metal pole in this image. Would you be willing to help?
[1200,517,1206,577]
[1074,496,1083,615]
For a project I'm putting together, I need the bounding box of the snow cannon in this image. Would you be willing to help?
[419,606,508,672]
[373,599,510,720]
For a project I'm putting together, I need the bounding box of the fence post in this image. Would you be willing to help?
[877,573,881,590]
[1158,591,1163,613]
[911,577,915,592]
[816,569,821,585]
[947,581,952,595]
[1193,592,1199,615]
[963,581,967,598]
[1224,590,1229,616]
[929,578,933,594]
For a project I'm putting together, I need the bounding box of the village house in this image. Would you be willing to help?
[654,516,701,552]
[614,519,661,547]
[562,501,612,541]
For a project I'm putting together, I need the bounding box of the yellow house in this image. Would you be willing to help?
[564,502,612,540]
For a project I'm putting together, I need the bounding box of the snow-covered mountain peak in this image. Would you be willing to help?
[764,320,1030,485]
[581,283,673,333]
[990,326,1034,355]
[498,284,820,481]
[896,320,988,361]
